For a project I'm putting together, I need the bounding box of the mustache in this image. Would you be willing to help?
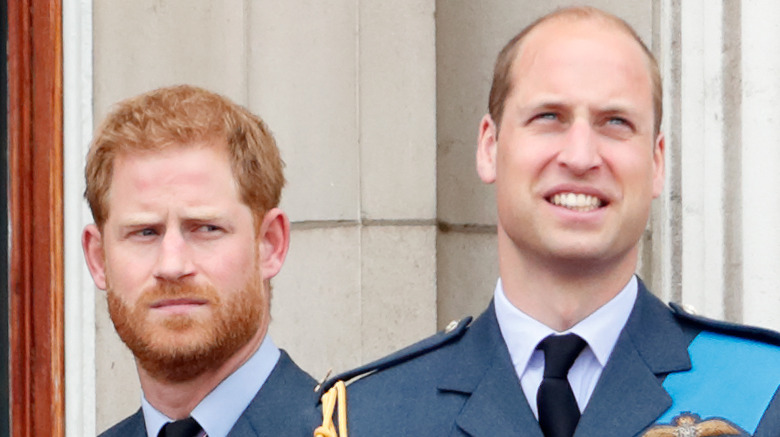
[137,280,221,306]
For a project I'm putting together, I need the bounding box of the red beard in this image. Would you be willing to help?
[107,272,267,382]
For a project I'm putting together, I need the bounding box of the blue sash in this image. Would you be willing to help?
[655,331,780,434]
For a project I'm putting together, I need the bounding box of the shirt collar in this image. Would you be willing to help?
[494,275,637,371]
[142,335,281,437]
[569,276,637,366]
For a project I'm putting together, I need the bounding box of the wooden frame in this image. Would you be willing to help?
[8,0,65,436]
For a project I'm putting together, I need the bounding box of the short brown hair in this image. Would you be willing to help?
[85,85,285,228]
[488,6,663,135]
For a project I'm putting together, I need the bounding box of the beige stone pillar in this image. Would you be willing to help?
[255,0,439,377]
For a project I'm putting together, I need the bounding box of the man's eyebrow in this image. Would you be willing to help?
[529,101,565,109]
[116,214,162,227]
[522,96,570,108]
[597,103,636,114]
[510,100,569,118]
[180,210,230,222]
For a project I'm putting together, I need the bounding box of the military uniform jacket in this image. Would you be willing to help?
[100,350,319,437]
[328,282,780,436]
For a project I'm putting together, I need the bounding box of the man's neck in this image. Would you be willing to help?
[498,239,638,332]
[137,326,267,420]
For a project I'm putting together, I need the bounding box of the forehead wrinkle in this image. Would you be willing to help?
[519,93,641,113]
[113,205,233,225]
[179,207,231,222]
[121,215,160,224]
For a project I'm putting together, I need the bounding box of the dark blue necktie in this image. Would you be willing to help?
[536,334,587,437]
[158,417,203,437]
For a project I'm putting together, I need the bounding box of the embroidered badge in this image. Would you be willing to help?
[642,412,747,436]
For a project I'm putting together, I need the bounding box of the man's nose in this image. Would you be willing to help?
[153,230,195,281]
[556,119,603,174]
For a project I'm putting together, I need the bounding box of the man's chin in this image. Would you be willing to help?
[130,318,262,383]
[134,335,234,382]
[156,313,206,332]
[137,351,221,383]
[148,331,211,352]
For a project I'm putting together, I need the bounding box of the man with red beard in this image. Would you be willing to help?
[82,85,319,437]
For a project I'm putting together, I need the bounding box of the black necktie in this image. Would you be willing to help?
[158,417,203,437]
[536,334,587,437]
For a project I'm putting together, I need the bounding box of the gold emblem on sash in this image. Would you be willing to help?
[642,413,746,436]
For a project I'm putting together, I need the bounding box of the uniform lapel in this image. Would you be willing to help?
[441,303,544,437]
[452,359,544,437]
[98,409,146,437]
[575,283,691,437]
[227,351,319,436]
[121,409,147,437]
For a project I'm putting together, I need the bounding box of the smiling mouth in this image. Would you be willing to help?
[548,192,605,212]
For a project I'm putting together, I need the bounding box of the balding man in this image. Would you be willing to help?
[319,7,780,437]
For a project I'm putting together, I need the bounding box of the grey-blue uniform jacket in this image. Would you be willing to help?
[99,351,319,437]
[322,281,780,436]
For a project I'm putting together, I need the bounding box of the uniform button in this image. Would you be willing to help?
[444,320,459,333]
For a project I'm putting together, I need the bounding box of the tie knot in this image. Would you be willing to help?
[158,417,202,437]
[538,334,586,378]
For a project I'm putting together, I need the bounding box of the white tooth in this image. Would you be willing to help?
[551,192,602,210]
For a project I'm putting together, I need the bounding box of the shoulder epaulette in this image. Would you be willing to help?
[317,316,473,396]
[670,302,780,346]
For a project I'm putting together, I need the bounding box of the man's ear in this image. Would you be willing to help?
[82,224,108,290]
[257,208,290,280]
[652,132,666,198]
[477,114,499,184]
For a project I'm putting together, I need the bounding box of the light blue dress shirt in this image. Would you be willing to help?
[141,335,281,437]
[494,275,638,418]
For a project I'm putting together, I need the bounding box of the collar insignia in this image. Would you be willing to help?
[642,412,747,436]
